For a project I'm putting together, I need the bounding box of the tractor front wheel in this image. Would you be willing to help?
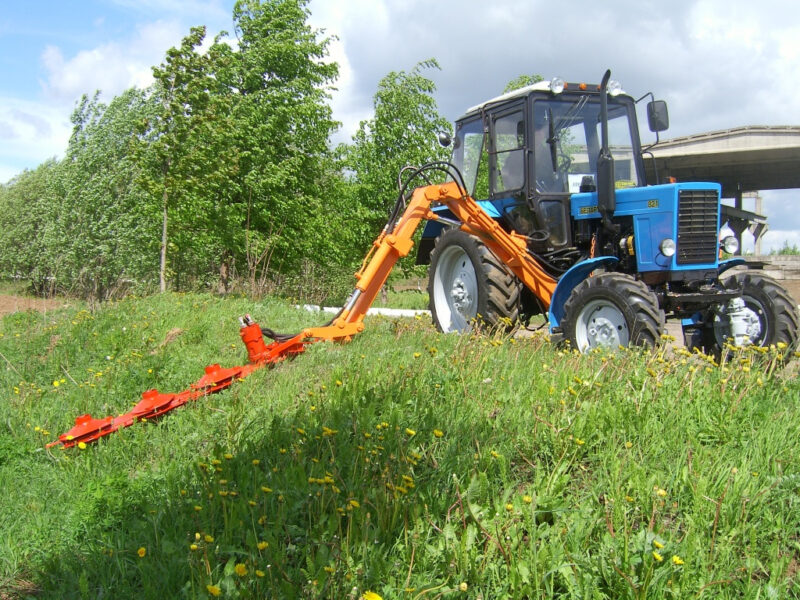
[561,272,664,352]
[428,229,521,333]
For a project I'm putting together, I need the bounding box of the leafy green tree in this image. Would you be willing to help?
[503,73,543,93]
[0,90,159,299]
[0,161,60,294]
[340,59,451,258]
[137,26,231,293]
[207,0,339,291]
[1,1,344,300]
[57,89,161,298]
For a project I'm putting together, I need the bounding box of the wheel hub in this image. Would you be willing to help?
[714,297,763,346]
[587,315,620,346]
[575,300,629,351]
[450,277,472,314]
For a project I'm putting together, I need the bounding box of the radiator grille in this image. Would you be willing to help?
[677,189,718,265]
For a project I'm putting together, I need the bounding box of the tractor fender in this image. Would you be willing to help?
[548,256,620,330]
[718,257,746,276]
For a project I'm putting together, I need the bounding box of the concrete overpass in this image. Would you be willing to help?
[644,125,800,252]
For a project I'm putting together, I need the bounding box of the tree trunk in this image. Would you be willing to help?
[160,188,168,293]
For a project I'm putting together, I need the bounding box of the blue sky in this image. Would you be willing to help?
[1,0,798,252]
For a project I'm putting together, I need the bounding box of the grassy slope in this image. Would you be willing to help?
[0,293,799,599]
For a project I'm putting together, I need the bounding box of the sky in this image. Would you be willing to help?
[1,0,799,253]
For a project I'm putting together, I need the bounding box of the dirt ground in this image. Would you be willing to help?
[0,294,70,317]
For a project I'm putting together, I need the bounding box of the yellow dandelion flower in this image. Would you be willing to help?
[405,428,416,436]
[194,505,202,511]
[656,488,668,498]
[459,582,468,592]
[523,495,532,504]
[433,429,444,438]
[505,503,514,512]
[652,551,663,562]
[224,453,233,460]
[255,569,265,577]
[490,450,500,459]
[204,534,214,543]
[653,540,664,549]
[625,495,635,503]
[190,543,198,551]
[348,499,360,509]
[624,441,633,449]
[234,563,247,576]
[257,541,268,550]
[137,547,146,558]
[261,486,272,493]
[78,442,87,450]
[362,592,383,600]
[207,584,221,596]
[252,459,260,466]
[672,555,684,566]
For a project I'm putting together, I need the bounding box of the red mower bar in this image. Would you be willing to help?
[47,316,308,449]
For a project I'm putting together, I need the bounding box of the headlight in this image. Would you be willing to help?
[549,77,565,94]
[721,236,739,254]
[607,80,623,96]
[659,238,676,257]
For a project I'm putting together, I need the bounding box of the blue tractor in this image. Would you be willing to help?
[419,71,799,353]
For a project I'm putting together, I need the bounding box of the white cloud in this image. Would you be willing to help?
[308,0,382,142]
[40,19,187,104]
[0,96,71,184]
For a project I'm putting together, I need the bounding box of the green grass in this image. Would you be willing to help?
[373,289,429,310]
[1,293,799,599]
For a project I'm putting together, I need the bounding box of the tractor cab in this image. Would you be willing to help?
[419,78,651,273]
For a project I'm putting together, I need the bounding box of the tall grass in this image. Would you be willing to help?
[0,293,798,599]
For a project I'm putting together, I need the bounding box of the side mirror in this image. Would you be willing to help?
[438,131,452,148]
[647,100,669,132]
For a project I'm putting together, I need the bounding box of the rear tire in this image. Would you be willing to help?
[561,272,664,352]
[428,229,521,332]
[708,272,799,352]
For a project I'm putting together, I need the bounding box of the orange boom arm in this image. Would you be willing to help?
[303,181,556,342]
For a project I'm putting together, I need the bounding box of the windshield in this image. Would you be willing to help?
[532,95,641,194]
[450,118,487,198]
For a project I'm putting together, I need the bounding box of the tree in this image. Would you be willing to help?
[0,161,60,294]
[0,90,160,299]
[203,0,340,291]
[503,73,543,94]
[340,59,451,257]
[59,89,161,298]
[138,26,229,293]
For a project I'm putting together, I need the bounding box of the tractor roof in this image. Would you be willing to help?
[463,80,553,116]
[458,79,631,122]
